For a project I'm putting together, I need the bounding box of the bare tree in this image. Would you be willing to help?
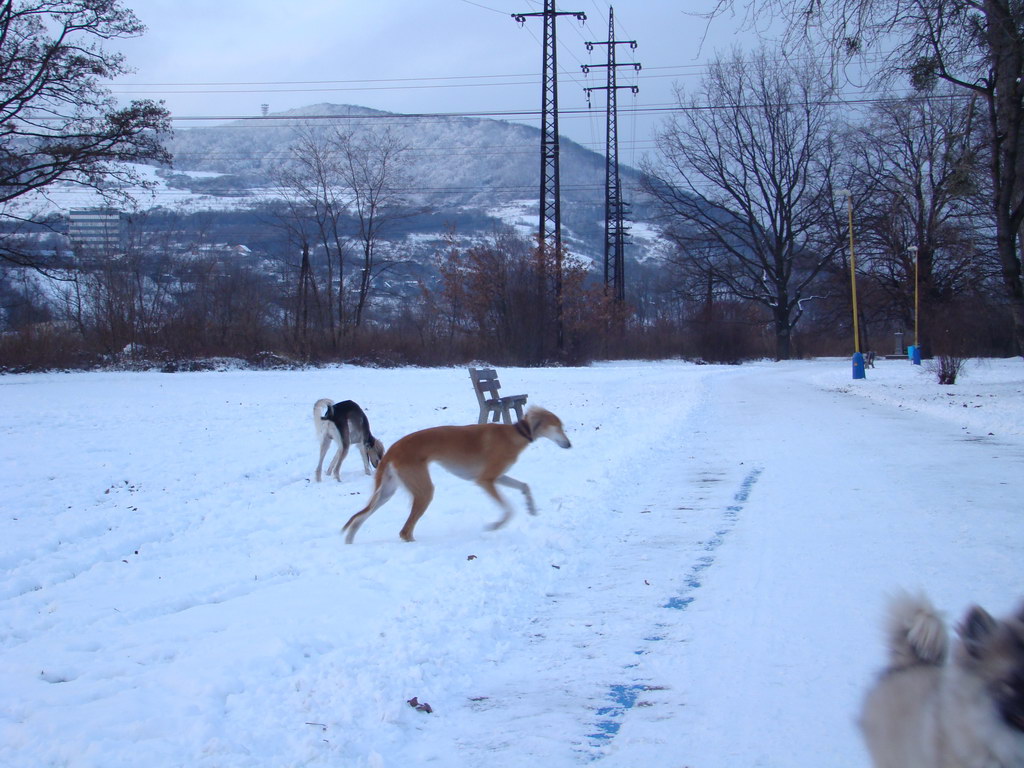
[338,127,414,329]
[274,127,351,344]
[434,228,538,362]
[432,227,608,365]
[643,48,841,360]
[0,0,171,270]
[263,179,325,358]
[713,0,1024,355]
[848,90,988,354]
[268,125,415,339]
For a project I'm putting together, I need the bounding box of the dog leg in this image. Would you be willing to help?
[343,466,399,544]
[397,464,434,542]
[495,474,536,515]
[315,433,332,482]
[358,444,372,475]
[399,492,435,542]
[477,478,518,530]
[328,443,349,481]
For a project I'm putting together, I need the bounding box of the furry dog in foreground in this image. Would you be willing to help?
[313,399,385,482]
[342,405,571,543]
[860,592,1024,768]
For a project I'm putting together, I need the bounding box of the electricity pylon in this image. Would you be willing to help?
[583,6,639,306]
[513,1,586,353]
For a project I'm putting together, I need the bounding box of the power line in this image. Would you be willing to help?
[100,67,716,96]
[456,0,510,14]
[105,55,893,95]
[160,89,966,124]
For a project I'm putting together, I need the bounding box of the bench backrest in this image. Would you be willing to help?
[469,367,501,403]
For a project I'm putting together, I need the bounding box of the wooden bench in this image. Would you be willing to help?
[469,367,528,424]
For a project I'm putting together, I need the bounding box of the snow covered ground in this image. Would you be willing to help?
[17,165,267,215]
[1,357,1021,767]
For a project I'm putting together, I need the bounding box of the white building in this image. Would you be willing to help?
[68,209,124,254]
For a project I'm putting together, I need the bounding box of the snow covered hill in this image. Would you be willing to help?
[21,103,664,268]
[164,103,646,207]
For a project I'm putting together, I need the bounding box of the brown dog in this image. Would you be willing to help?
[342,406,571,543]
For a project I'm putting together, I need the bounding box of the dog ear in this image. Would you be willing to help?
[522,406,541,431]
[959,605,998,658]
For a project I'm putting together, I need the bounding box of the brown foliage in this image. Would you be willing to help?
[430,230,613,365]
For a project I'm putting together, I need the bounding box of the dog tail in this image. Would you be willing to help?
[883,592,948,670]
[342,456,397,544]
[314,398,333,438]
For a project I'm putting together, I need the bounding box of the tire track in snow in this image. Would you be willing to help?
[582,466,763,758]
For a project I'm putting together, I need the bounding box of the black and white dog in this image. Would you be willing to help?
[313,399,385,482]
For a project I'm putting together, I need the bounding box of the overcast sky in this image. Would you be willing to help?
[109,1,781,160]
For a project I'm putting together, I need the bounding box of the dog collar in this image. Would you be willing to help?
[515,420,534,442]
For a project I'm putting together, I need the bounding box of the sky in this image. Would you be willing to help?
[107,0,778,162]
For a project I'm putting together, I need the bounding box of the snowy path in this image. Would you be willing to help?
[399,362,1024,767]
[1,360,1021,767]
[600,364,1024,767]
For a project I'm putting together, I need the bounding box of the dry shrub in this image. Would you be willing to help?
[931,354,967,385]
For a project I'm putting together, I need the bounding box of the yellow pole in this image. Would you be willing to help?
[912,246,919,349]
[846,193,860,354]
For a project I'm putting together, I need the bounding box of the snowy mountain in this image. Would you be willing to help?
[165,103,639,204]
[158,103,659,261]
[10,103,663,289]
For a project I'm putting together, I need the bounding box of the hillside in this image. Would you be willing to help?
[159,103,659,260]
[165,103,640,203]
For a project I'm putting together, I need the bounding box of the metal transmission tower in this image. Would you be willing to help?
[513,1,586,353]
[583,6,639,305]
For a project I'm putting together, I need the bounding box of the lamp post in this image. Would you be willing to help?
[838,189,865,379]
[908,245,921,364]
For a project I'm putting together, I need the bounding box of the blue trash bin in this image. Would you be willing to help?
[852,352,866,379]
